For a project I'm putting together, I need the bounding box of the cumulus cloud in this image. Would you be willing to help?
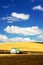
[1,12,30,23]
[4,26,42,36]
[11,12,30,20]
[33,33,43,42]
[33,5,43,11]
[37,34,43,40]
[10,37,35,42]
[2,16,20,23]
[0,34,35,42]
[0,34,8,42]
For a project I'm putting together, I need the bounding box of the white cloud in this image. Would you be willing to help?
[32,33,43,42]
[37,34,43,40]
[4,26,42,36]
[0,34,8,42]
[11,12,30,20]
[1,12,30,23]
[0,34,35,42]
[2,16,20,23]
[10,37,35,42]
[33,5,43,11]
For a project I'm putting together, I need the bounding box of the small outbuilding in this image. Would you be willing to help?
[10,48,20,54]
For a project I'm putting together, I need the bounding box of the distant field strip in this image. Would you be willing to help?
[0,42,43,52]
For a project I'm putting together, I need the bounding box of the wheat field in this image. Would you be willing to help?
[0,42,43,65]
[0,42,43,52]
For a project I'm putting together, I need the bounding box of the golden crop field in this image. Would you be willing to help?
[0,42,43,65]
[0,42,43,52]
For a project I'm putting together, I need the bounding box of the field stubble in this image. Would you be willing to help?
[0,54,43,65]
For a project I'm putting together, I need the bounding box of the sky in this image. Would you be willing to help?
[0,0,43,42]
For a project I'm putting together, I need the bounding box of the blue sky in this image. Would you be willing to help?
[0,0,43,42]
